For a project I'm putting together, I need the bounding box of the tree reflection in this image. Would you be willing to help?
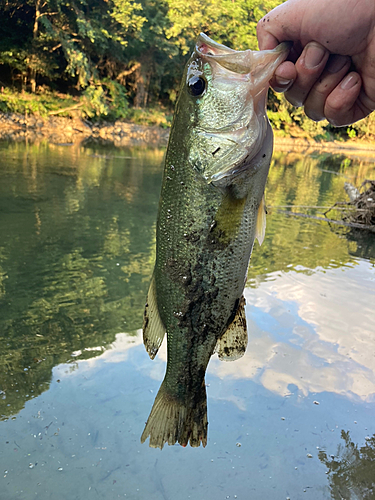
[319,431,375,500]
[0,142,161,420]
[248,152,375,282]
[0,142,374,422]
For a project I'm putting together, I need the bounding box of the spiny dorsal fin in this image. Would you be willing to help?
[255,195,266,246]
[143,274,166,359]
[216,296,247,361]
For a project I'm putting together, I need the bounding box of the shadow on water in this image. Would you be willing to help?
[0,141,375,499]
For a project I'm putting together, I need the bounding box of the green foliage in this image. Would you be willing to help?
[164,0,279,53]
[347,127,357,139]
[0,88,77,116]
[82,84,110,118]
[0,83,129,121]
[349,112,375,139]
[81,80,130,120]
[129,106,172,127]
[0,0,147,93]
[0,0,374,139]
[103,79,130,120]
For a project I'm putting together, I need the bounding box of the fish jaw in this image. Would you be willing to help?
[180,35,290,184]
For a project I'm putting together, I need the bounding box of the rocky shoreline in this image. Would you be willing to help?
[0,113,170,147]
[1,113,375,157]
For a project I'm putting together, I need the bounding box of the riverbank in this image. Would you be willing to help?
[1,112,375,157]
[0,113,170,147]
[273,137,375,160]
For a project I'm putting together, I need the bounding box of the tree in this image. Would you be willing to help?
[0,0,146,94]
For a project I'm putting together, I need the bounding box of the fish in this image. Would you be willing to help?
[141,33,290,449]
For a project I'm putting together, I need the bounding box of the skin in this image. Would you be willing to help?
[141,38,288,449]
[257,0,375,126]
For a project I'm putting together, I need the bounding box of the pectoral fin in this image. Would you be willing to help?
[255,195,266,246]
[143,275,166,359]
[216,296,247,361]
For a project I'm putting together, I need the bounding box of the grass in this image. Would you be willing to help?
[0,88,78,117]
[0,88,173,128]
[128,107,172,128]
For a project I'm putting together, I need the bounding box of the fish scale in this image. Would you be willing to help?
[141,33,290,449]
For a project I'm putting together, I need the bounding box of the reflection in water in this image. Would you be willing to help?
[212,264,375,402]
[0,141,374,498]
[319,431,375,500]
[0,142,162,419]
[0,143,374,422]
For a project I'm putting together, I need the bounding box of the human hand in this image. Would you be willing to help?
[257,0,375,126]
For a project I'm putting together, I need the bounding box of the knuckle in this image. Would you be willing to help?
[312,80,331,97]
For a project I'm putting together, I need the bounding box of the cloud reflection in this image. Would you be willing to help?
[58,260,375,405]
[211,262,375,402]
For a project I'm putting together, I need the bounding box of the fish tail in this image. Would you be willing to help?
[141,381,208,449]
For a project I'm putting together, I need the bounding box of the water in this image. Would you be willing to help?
[0,141,374,499]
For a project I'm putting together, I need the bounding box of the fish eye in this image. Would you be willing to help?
[188,76,206,97]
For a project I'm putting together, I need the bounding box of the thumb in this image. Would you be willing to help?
[257,0,306,50]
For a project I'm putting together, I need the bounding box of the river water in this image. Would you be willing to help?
[0,141,374,500]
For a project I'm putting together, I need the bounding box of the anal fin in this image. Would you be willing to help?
[216,296,247,361]
[143,274,166,359]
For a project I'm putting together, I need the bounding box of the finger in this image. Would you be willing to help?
[303,55,351,121]
[324,72,371,126]
[256,0,304,50]
[257,24,279,51]
[269,61,297,92]
[285,42,330,107]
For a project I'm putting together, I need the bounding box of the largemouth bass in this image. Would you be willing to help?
[141,33,290,449]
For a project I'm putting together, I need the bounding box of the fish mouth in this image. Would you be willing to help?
[191,34,291,182]
[196,33,291,83]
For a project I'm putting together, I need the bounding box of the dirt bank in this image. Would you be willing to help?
[0,113,169,147]
[273,137,375,160]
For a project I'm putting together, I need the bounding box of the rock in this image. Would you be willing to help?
[0,112,170,146]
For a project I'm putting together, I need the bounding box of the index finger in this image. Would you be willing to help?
[257,21,280,50]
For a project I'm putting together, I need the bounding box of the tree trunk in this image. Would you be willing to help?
[134,65,146,108]
[30,0,41,93]
[30,68,37,93]
[134,60,152,108]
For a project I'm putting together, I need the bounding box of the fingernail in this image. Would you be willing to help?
[275,76,292,86]
[340,74,359,90]
[304,43,326,69]
[326,54,349,74]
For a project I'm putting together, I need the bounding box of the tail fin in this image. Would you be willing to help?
[141,382,208,449]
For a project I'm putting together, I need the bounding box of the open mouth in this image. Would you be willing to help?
[195,33,291,82]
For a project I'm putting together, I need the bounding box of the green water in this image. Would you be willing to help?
[0,141,374,499]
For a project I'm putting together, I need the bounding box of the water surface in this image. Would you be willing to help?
[0,141,374,500]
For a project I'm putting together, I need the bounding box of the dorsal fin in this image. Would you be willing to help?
[216,296,248,361]
[143,274,166,359]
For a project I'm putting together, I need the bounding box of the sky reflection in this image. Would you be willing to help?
[213,261,375,402]
[60,257,375,406]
